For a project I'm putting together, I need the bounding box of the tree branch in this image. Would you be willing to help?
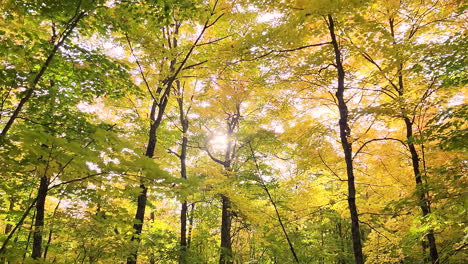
[353,137,407,159]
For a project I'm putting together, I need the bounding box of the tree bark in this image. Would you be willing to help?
[127,94,169,264]
[187,203,195,249]
[180,201,188,262]
[177,87,189,264]
[388,16,439,263]
[31,176,49,259]
[327,14,365,264]
[217,113,240,264]
[125,11,214,261]
[404,117,439,264]
[219,195,233,264]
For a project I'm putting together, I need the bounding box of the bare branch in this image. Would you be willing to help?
[167,148,181,158]
[182,60,208,71]
[353,137,407,159]
[196,35,232,47]
[125,33,157,102]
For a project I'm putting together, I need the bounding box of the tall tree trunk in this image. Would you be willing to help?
[219,195,233,264]
[31,176,49,259]
[388,15,439,262]
[127,183,148,264]
[176,84,190,263]
[187,203,195,249]
[126,22,181,263]
[127,101,157,264]
[217,111,241,264]
[327,14,365,264]
[180,201,188,262]
[404,117,439,263]
[178,134,189,263]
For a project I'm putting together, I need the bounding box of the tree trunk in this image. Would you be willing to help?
[219,195,233,264]
[388,15,439,262]
[187,203,195,249]
[327,14,365,264]
[179,135,188,263]
[127,183,148,264]
[127,100,161,264]
[126,23,181,262]
[31,176,49,259]
[180,201,188,261]
[404,117,439,263]
[178,90,189,263]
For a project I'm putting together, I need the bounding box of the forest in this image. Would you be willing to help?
[0,0,466,263]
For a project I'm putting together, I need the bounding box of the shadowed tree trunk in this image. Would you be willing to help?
[125,23,179,264]
[219,195,232,264]
[126,101,156,264]
[327,14,365,264]
[125,5,217,258]
[175,80,190,264]
[402,89,439,264]
[31,175,49,259]
[386,16,439,263]
[187,203,195,249]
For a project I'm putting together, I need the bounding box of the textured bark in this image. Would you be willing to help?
[127,183,148,264]
[219,195,233,264]
[328,14,365,264]
[31,176,49,259]
[127,101,157,264]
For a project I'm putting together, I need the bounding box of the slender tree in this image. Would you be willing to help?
[327,14,364,264]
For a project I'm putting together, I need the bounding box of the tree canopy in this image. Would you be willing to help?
[0,0,466,263]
